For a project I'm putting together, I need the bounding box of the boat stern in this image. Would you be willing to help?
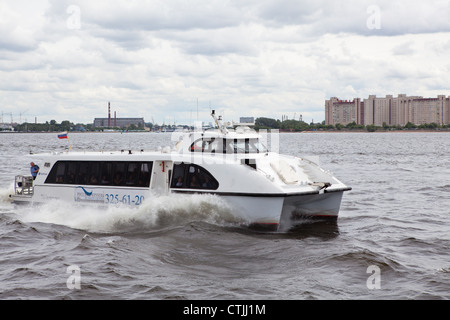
[9,175,35,204]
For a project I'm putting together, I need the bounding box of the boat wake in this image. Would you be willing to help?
[14,193,243,233]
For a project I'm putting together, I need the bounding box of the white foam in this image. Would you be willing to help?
[0,184,14,206]
[16,193,242,233]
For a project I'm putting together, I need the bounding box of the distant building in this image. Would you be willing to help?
[326,94,450,126]
[93,102,146,128]
[325,98,362,125]
[239,117,255,123]
[93,117,145,128]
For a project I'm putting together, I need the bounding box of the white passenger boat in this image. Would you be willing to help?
[10,111,351,231]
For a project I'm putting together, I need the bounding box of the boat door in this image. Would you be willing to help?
[151,160,172,195]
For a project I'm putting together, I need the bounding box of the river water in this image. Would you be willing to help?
[0,131,448,300]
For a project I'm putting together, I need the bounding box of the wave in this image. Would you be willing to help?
[15,193,243,233]
[328,248,405,273]
[0,184,14,205]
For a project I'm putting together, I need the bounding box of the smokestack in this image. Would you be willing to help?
[114,111,117,127]
[108,102,111,127]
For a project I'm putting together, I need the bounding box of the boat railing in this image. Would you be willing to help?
[14,175,34,196]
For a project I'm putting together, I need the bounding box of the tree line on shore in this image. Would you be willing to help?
[10,120,151,132]
[254,117,450,132]
[12,120,80,132]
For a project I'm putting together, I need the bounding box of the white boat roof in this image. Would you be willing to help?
[190,127,261,139]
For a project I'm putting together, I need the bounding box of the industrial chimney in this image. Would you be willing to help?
[108,102,111,127]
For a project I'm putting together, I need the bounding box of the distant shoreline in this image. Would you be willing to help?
[2,129,449,134]
[280,129,450,133]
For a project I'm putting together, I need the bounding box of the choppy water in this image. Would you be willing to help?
[0,131,449,300]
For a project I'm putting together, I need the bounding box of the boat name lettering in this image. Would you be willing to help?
[105,193,144,205]
[74,187,145,205]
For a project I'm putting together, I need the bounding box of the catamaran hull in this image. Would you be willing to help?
[217,191,344,231]
[11,188,345,232]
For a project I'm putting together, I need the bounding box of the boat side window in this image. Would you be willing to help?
[45,160,153,188]
[223,139,246,154]
[189,138,257,154]
[190,139,204,152]
[113,162,126,186]
[223,138,265,154]
[211,138,224,154]
[125,162,139,186]
[202,138,216,153]
[45,161,66,184]
[171,163,187,188]
[248,138,265,153]
[56,162,66,183]
[138,162,152,187]
[89,162,101,185]
[186,137,266,154]
[236,139,246,153]
[77,161,90,185]
[187,166,201,188]
[65,162,77,184]
[225,139,234,154]
[170,163,218,190]
[100,162,113,185]
[190,138,224,154]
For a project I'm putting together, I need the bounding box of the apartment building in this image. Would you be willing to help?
[325,94,450,126]
[325,97,363,126]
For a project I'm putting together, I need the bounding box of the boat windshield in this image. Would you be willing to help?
[190,137,267,154]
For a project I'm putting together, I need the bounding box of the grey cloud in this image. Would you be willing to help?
[253,0,325,25]
[0,36,37,53]
[42,0,450,57]
[252,0,450,36]
[66,0,245,31]
[163,26,259,56]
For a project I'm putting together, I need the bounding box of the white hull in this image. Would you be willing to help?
[216,191,344,231]
[12,186,344,232]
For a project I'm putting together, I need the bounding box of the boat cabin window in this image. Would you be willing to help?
[45,161,153,188]
[170,163,219,190]
[189,138,266,154]
[190,138,222,153]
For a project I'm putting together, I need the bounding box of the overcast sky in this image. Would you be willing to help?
[1,0,450,125]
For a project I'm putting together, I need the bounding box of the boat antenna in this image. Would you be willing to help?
[211,110,229,135]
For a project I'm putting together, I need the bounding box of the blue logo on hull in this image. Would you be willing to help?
[74,186,104,203]
[78,186,93,196]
